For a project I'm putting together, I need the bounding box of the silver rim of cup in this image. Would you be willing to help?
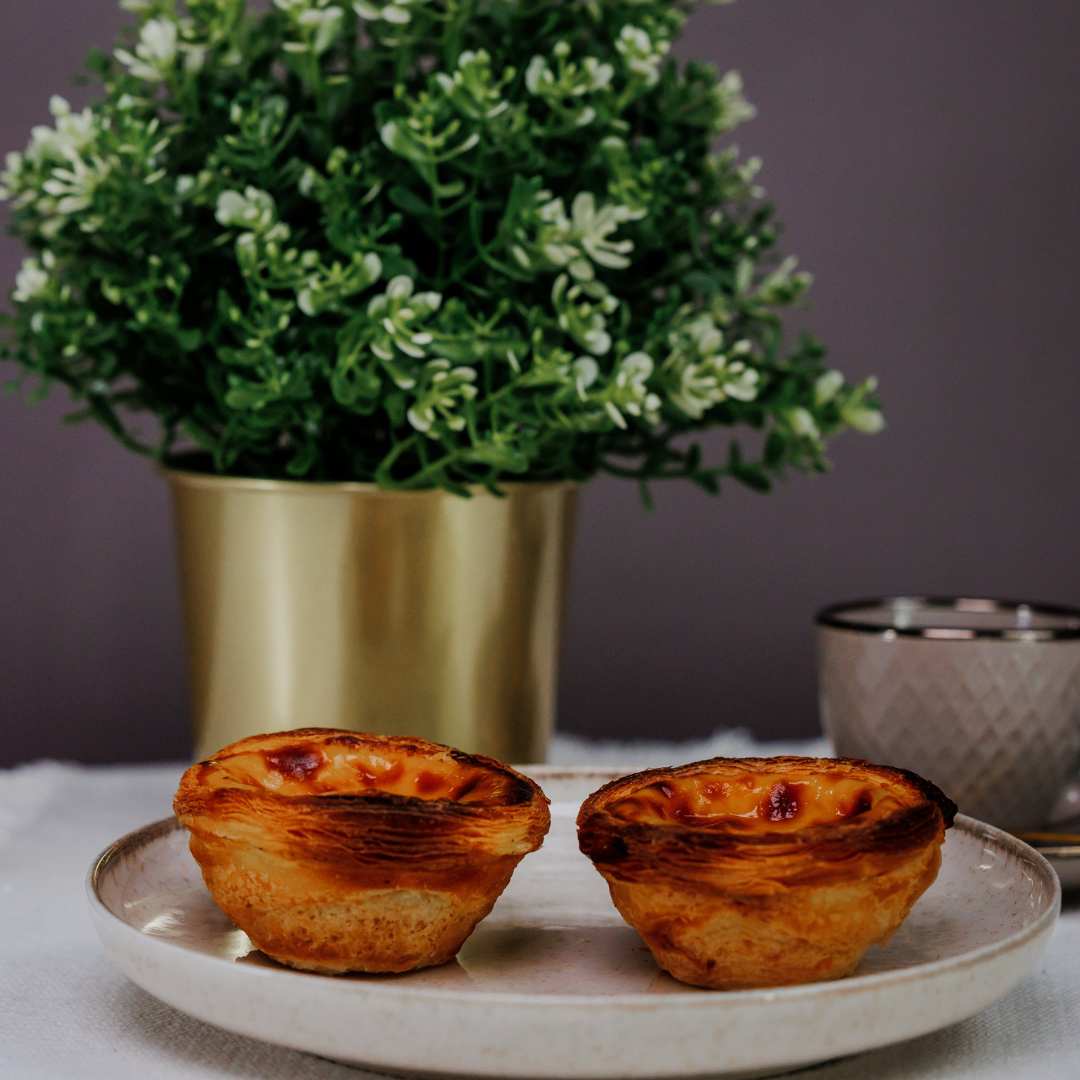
[815,597,1080,642]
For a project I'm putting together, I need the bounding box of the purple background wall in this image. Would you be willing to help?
[3,0,1080,765]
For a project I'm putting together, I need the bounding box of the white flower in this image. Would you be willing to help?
[183,45,207,73]
[619,351,652,382]
[535,192,638,279]
[843,406,885,434]
[615,26,669,87]
[525,56,551,95]
[663,313,762,419]
[216,187,277,231]
[583,326,610,355]
[549,274,628,359]
[572,357,599,399]
[525,48,613,128]
[0,151,24,199]
[721,365,759,402]
[13,255,52,303]
[814,370,844,406]
[367,276,443,385]
[603,351,659,428]
[41,152,110,215]
[296,6,344,52]
[140,18,179,63]
[24,98,112,225]
[840,377,884,434]
[297,251,382,316]
[115,18,179,82]
[711,70,756,132]
[407,360,478,435]
[785,407,820,439]
[582,57,614,91]
[24,98,97,165]
[354,0,417,24]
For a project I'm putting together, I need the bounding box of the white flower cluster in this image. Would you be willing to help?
[380,111,480,169]
[815,372,884,434]
[711,71,756,133]
[214,189,470,434]
[551,273,618,356]
[407,360,478,434]
[353,0,423,26]
[363,277,482,438]
[216,187,278,231]
[115,16,206,79]
[216,186,382,320]
[38,152,109,219]
[434,50,511,122]
[513,191,641,281]
[663,310,760,420]
[614,26,669,88]
[525,41,613,127]
[298,251,383,317]
[601,351,661,428]
[749,255,812,304]
[274,0,345,55]
[0,97,117,239]
[523,340,659,432]
[24,96,96,167]
[368,275,442,374]
[12,251,55,304]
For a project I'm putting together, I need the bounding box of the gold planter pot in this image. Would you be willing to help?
[163,470,577,764]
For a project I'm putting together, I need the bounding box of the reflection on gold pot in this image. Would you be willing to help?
[164,469,576,763]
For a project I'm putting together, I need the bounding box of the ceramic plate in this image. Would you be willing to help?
[88,767,1060,1080]
[1036,845,1080,891]
[1011,826,1080,891]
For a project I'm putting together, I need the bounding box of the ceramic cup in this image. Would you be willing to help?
[817,597,1080,831]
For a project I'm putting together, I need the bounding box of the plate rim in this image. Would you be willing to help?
[87,783,1062,1009]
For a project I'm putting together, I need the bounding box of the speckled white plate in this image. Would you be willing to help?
[87,767,1060,1080]
[1037,845,1080,891]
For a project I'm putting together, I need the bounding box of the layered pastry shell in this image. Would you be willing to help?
[174,728,550,974]
[577,755,956,990]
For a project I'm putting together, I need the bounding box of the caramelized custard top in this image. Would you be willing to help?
[605,771,906,833]
[201,736,519,806]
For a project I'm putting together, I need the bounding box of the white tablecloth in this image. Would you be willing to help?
[1,739,1078,1080]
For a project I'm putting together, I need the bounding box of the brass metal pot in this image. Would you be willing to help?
[163,469,577,764]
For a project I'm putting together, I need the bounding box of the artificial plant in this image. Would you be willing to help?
[1,0,882,495]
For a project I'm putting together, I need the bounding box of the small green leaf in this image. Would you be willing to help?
[681,271,718,296]
[178,329,203,352]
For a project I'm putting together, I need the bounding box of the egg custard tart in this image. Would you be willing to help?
[577,756,956,990]
[174,728,550,974]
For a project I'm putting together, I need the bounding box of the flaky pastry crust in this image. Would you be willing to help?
[175,728,550,974]
[577,756,956,990]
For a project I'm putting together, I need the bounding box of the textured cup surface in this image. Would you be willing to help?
[818,603,1080,830]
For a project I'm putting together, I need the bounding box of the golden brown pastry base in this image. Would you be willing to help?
[605,843,942,990]
[189,832,523,973]
[578,756,956,991]
[175,729,550,974]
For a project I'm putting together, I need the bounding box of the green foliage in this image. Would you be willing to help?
[0,0,882,493]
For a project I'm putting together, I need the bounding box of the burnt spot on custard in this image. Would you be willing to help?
[765,781,799,822]
[264,746,323,781]
[415,770,446,797]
